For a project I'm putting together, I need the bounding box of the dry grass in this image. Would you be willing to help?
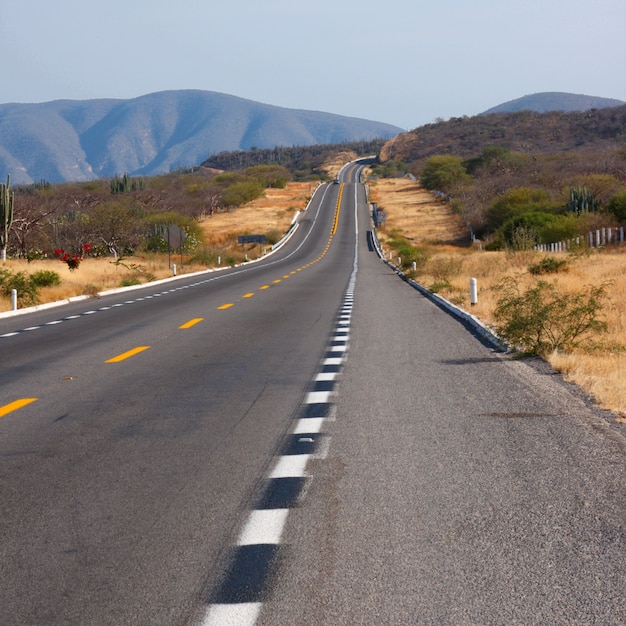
[369,178,468,245]
[368,176,626,419]
[200,182,315,245]
[0,182,315,311]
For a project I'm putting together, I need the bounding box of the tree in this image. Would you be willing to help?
[606,190,626,222]
[420,155,470,193]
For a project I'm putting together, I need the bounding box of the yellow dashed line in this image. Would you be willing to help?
[179,318,204,329]
[0,398,38,419]
[243,293,255,298]
[218,303,234,310]
[260,285,270,290]
[106,346,150,363]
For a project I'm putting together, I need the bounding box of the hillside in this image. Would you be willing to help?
[380,104,626,163]
[0,90,402,184]
[482,92,624,114]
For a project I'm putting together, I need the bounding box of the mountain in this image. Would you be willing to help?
[380,103,626,164]
[482,92,624,115]
[0,90,403,184]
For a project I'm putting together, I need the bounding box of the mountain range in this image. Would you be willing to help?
[0,90,402,184]
[1,90,622,184]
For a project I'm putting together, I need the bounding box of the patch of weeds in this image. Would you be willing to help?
[82,284,100,298]
[528,256,569,275]
[429,279,452,294]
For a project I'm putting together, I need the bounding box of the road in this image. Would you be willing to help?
[1,162,625,625]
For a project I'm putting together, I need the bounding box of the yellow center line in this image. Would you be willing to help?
[243,293,255,298]
[0,398,38,419]
[273,279,282,284]
[106,346,151,363]
[179,318,204,329]
[260,285,270,290]
[283,275,290,279]
[218,303,234,310]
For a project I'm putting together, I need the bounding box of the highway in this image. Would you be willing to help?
[1,162,625,625]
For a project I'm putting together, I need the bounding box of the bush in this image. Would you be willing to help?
[0,268,40,306]
[30,270,61,287]
[493,277,609,355]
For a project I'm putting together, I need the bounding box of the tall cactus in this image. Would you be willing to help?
[1,175,14,262]
[567,184,598,214]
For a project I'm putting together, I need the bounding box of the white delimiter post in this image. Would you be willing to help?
[470,278,478,305]
[11,288,17,310]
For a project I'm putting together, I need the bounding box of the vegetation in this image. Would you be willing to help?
[492,277,609,355]
[202,140,387,180]
[376,106,626,250]
[1,175,14,262]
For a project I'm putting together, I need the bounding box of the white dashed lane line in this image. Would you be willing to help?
[201,289,354,626]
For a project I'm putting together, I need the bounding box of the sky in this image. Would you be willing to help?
[2,0,625,130]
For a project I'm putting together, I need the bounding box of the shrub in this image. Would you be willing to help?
[30,270,61,287]
[0,268,40,306]
[528,257,569,275]
[493,277,609,355]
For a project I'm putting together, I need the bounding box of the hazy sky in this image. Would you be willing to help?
[2,0,625,130]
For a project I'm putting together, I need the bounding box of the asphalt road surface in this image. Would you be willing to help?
[1,163,624,625]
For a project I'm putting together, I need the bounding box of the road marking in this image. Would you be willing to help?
[0,398,38,419]
[260,285,270,290]
[105,346,150,363]
[272,279,281,284]
[269,454,311,478]
[243,293,255,298]
[237,509,290,546]
[218,303,234,310]
[293,417,325,434]
[202,603,261,626]
[179,318,203,329]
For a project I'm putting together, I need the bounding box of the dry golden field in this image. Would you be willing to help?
[368,176,626,421]
[0,182,314,311]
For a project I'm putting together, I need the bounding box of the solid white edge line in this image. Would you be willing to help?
[237,509,289,546]
[269,454,311,478]
[201,602,262,626]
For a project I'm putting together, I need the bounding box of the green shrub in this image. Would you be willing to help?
[493,277,609,355]
[30,269,61,287]
[0,268,40,306]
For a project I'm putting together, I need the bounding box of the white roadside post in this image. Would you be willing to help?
[470,278,478,306]
[11,288,17,311]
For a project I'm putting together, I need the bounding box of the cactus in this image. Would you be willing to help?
[1,175,14,262]
[567,184,598,214]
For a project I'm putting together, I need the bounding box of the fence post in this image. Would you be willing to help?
[11,288,17,311]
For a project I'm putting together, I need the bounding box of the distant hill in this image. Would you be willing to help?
[482,92,624,114]
[0,90,403,184]
[380,104,626,164]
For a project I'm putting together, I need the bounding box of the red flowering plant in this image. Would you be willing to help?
[54,243,92,271]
